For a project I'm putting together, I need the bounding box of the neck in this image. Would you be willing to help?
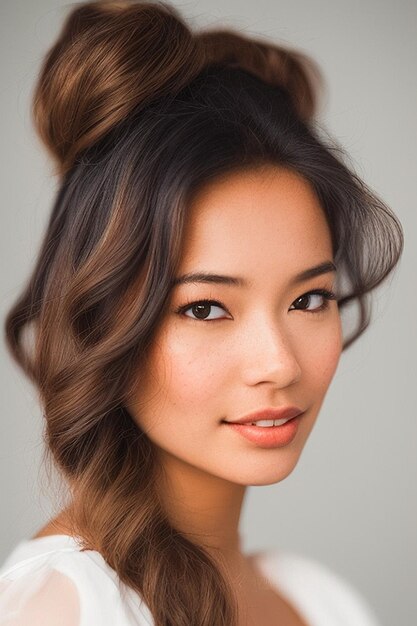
[156,447,248,567]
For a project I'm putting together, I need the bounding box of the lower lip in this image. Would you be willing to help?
[222,415,303,449]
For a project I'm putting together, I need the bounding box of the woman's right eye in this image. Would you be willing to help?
[175,299,230,321]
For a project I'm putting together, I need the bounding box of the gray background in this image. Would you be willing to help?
[1,1,416,624]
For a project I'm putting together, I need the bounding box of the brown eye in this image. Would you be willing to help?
[176,299,229,321]
[290,289,336,313]
[191,303,212,319]
[293,294,320,310]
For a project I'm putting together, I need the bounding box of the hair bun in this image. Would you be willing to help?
[198,29,323,123]
[32,0,203,177]
[33,0,323,177]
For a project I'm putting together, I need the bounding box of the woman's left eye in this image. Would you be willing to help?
[174,289,337,322]
[289,289,337,314]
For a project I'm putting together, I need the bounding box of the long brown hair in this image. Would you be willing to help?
[4,1,403,624]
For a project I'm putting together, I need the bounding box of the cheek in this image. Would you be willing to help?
[133,324,228,426]
[303,314,343,392]
[160,328,227,408]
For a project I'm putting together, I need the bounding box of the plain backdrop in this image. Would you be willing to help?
[1,1,416,624]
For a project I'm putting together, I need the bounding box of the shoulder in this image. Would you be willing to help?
[0,539,153,626]
[0,545,87,626]
[0,566,79,626]
[255,549,381,626]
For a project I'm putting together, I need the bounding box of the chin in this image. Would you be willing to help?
[230,450,302,487]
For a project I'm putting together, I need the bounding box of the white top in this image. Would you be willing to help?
[0,534,380,626]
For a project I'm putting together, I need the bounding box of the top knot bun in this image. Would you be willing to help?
[32,0,323,177]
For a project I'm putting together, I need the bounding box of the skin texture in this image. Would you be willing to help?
[35,165,342,625]
[125,165,343,571]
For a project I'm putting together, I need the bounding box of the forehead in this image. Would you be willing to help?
[179,166,333,283]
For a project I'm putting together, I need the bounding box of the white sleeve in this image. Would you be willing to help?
[0,566,80,626]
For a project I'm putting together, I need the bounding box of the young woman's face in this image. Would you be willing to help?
[127,166,343,486]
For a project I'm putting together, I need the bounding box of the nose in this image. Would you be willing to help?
[240,315,302,388]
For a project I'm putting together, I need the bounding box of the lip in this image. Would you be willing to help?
[224,406,304,425]
[222,414,303,449]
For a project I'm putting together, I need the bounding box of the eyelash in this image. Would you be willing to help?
[174,289,337,322]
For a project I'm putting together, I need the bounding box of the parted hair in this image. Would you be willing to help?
[4,1,403,624]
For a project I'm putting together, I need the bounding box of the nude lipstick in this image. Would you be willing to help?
[222,406,304,449]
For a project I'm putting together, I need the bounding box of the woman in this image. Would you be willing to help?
[0,1,403,625]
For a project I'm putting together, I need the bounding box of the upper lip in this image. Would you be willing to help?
[224,406,304,425]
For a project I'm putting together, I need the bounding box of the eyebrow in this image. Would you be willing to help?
[171,260,337,288]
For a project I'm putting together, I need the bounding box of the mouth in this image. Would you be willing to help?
[221,413,303,448]
[223,406,304,426]
[222,417,295,427]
